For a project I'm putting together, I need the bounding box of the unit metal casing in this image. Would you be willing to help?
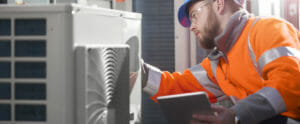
[0,4,142,124]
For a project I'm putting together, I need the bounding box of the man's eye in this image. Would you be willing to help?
[192,13,196,18]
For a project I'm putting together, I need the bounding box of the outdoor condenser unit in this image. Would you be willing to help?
[0,4,142,124]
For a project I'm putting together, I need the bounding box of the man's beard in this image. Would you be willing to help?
[197,9,220,50]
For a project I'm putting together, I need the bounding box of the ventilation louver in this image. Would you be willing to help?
[76,45,130,124]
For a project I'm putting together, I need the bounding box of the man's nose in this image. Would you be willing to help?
[189,23,196,32]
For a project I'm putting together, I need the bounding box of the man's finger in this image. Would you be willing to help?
[192,114,216,123]
[190,119,211,124]
[211,105,225,113]
[130,72,138,78]
[129,72,138,93]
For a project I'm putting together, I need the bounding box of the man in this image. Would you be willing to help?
[136,0,300,123]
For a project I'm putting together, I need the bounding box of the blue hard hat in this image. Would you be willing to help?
[177,0,195,28]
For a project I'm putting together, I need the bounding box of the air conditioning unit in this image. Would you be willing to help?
[0,4,141,124]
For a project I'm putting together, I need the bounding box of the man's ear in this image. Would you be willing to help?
[215,0,225,14]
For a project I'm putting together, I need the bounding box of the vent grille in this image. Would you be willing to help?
[103,48,118,106]
[0,18,47,123]
[80,46,129,124]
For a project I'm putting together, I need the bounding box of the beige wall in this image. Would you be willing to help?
[174,0,191,72]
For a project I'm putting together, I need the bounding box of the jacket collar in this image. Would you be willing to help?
[208,10,252,61]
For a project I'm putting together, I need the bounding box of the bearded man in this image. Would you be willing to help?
[132,0,300,123]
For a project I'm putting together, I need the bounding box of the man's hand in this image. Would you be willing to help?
[130,72,138,93]
[190,105,236,124]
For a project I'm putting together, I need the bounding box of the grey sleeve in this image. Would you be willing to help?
[141,61,162,96]
[231,87,287,124]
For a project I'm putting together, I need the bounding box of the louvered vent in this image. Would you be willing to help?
[103,48,119,107]
[76,45,130,124]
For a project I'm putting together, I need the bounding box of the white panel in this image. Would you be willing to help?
[258,0,281,17]
[190,32,197,66]
[46,13,75,124]
[72,8,124,45]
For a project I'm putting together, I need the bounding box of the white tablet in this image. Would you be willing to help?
[157,91,213,124]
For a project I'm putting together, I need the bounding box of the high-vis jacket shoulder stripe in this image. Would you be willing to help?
[247,18,261,74]
[210,60,219,82]
[189,64,224,98]
[257,47,300,74]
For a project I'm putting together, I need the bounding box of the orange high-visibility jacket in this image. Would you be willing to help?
[143,11,300,122]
